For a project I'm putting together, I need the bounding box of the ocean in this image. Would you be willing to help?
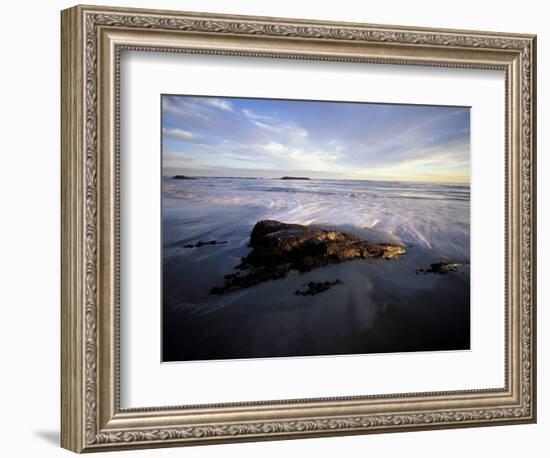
[162,177,470,362]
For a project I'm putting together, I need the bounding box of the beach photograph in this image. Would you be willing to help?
[161,94,471,362]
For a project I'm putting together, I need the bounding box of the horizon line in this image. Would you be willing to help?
[163,174,470,186]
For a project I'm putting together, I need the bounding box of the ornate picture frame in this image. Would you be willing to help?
[61,4,536,453]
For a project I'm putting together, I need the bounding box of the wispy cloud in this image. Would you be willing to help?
[251,120,308,139]
[162,97,209,121]
[205,98,233,111]
[161,95,470,183]
[242,108,275,121]
[162,149,195,162]
[162,127,194,141]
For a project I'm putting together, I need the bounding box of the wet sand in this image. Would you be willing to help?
[162,241,470,361]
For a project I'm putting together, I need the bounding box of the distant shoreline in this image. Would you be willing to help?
[165,175,470,186]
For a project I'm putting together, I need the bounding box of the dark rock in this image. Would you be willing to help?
[211,267,288,294]
[173,175,195,180]
[416,262,463,275]
[183,240,227,249]
[280,176,310,180]
[294,280,343,296]
[246,220,405,265]
[211,220,405,294]
[196,240,226,247]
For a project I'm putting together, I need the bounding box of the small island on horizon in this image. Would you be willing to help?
[280,176,310,180]
[173,175,196,180]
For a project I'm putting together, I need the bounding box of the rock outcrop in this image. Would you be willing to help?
[183,240,227,249]
[416,262,463,275]
[294,280,343,296]
[211,220,405,294]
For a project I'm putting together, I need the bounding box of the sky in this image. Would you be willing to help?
[161,95,470,183]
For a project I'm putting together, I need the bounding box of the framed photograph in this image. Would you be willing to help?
[61,4,537,453]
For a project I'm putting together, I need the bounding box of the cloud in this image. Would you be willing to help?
[205,98,233,111]
[162,94,470,182]
[257,141,342,172]
[252,120,308,139]
[262,142,288,155]
[162,97,210,122]
[162,127,194,141]
[242,108,275,121]
[241,106,310,139]
[162,149,198,176]
[162,150,193,161]
[162,97,184,116]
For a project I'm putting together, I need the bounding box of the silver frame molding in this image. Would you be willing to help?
[61,4,537,453]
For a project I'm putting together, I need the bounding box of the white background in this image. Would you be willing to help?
[121,53,505,407]
[0,0,546,457]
